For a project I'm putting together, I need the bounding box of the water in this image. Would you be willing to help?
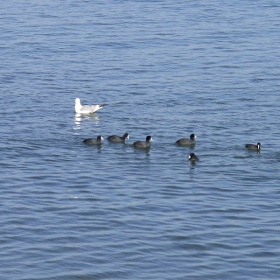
[1,1,280,279]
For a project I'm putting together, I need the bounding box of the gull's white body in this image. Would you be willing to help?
[75,98,104,114]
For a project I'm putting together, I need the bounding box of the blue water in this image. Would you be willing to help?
[1,1,280,279]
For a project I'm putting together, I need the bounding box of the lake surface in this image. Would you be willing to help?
[1,1,280,279]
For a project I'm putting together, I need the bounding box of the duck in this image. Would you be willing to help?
[107,133,130,143]
[75,98,106,114]
[176,134,196,146]
[245,142,261,151]
[83,135,104,145]
[189,153,199,161]
[133,136,153,149]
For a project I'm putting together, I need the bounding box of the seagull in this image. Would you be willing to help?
[75,98,106,114]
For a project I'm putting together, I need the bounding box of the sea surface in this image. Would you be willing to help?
[1,1,280,279]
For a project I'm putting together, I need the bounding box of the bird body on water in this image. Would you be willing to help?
[75,98,106,114]
[133,136,153,149]
[176,134,196,146]
[83,135,104,145]
[245,142,261,151]
[189,153,199,162]
[107,133,130,143]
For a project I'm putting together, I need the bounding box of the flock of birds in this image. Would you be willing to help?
[75,98,261,162]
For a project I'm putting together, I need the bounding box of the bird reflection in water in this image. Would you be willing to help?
[74,113,100,131]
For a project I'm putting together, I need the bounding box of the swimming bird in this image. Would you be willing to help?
[107,133,130,143]
[75,98,106,114]
[189,153,199,161]
[133,136,153,149]
[176,134,196,146]
[245,142,261,151]
[83,135,104,145]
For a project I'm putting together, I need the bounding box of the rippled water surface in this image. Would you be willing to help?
[1,1,280,279]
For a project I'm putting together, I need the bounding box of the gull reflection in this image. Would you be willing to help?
[74,113,100,130]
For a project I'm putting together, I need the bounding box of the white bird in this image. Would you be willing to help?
[75,98,106,114]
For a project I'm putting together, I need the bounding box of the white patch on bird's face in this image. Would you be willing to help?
[101,136,104,140]
[127,135,130,139]
[188,154,191,159]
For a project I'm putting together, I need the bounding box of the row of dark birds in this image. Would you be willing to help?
[83,133,261,162]
[76,98,261,162]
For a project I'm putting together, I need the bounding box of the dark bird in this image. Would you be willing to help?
[176,134,196,146]
[107,133,129,143]
[189,153,199,162]
[83,135,104,145]
[245,142,261,151]
[133,136,153,149]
